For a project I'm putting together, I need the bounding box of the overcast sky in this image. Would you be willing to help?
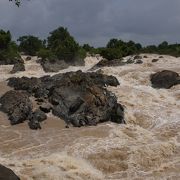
[0,0,180,47]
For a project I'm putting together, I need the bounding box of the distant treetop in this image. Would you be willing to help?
[9,0,21,7]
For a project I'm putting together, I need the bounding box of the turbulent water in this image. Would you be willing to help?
[0,54,179,180]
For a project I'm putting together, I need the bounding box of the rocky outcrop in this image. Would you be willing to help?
[133,55,142,60]
[126,55,143,64]
[40,58,85,72]
[135,59,143,64]
[91,58,125,70]
[151,70,180,89]
[40,59,69,72]
[10,62,25,73]
[5,71,124,129]
[0,90,32,125]
[28,109,47,130]
[0,164,20,180]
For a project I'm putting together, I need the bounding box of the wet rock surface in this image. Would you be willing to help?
[0,164,20,180]
[91,58,125,70]
[1,71,124,129]
[40,58,85,72]
[152,59,159,63]
[151,70,180,89]
[0,90,32,125]
[10,62,25,73]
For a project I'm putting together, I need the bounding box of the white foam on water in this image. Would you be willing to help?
[0,54,180,179]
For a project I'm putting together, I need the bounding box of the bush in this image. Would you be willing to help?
[100,39,142,60]
[47,27,80,61]
[18,35,44,56]
[0,30,20,64]
[100,48,123,60]
[0,30,11,50]
[37,48,56,60]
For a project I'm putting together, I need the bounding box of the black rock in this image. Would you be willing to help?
[152,59,159,63]
[91,58,125,70]
[29,109,47,122]
[26,56,31,61]
[126,59,134,64]
[135,59,143,64]
[134,55,142,60]
[0,164,20,180]
[4,71,125,128]
[10,62,25,74]
[151,70,180,89]
[40,57,85,72]
[28,109,47,130]
[40,103,52,113]
[0,90,32,125]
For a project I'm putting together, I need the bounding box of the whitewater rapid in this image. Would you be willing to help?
[0,54,179,179]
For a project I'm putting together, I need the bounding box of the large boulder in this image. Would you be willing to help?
[91,58,125,70]
[151,70,180,89]
[0,164,20,180]
[40,59,69,72]
[0,90,32,125]
[6,71,124,128]
[40,58,85,72]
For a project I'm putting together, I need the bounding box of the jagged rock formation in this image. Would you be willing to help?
[0,71,125,129]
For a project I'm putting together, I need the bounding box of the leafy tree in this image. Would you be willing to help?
[18,35,44,56]
[0,29,19,63]
[100,38,142,60]
[0,30,11,49]
[47,27,80,61]
[37,48,56,60]
[82,44,94,52]
[158,41,168,49]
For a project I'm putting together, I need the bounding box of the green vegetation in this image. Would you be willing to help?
[99,39,142,60]
[1,26,180,64]
[47,27,84,62]
[18,35,44,56]
[142,41,180,57]
[0,30,20,64]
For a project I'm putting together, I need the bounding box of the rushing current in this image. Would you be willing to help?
[0,54,179,180]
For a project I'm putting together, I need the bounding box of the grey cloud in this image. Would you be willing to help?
[0,0,180,46]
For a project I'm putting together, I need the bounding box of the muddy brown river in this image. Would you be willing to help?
[0,55,180,179]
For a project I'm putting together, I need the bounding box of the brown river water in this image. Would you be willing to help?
[0,55,179,179]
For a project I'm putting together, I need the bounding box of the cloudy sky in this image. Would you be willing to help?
[0,0,180,47]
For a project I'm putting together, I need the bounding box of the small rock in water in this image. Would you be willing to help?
[152,59,159,63]
[40,103,52,113]
[133,55,142,60]
[26,56,31,61]
[135,59,143,64]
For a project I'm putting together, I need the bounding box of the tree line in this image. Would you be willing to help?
[1,27,180,64]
